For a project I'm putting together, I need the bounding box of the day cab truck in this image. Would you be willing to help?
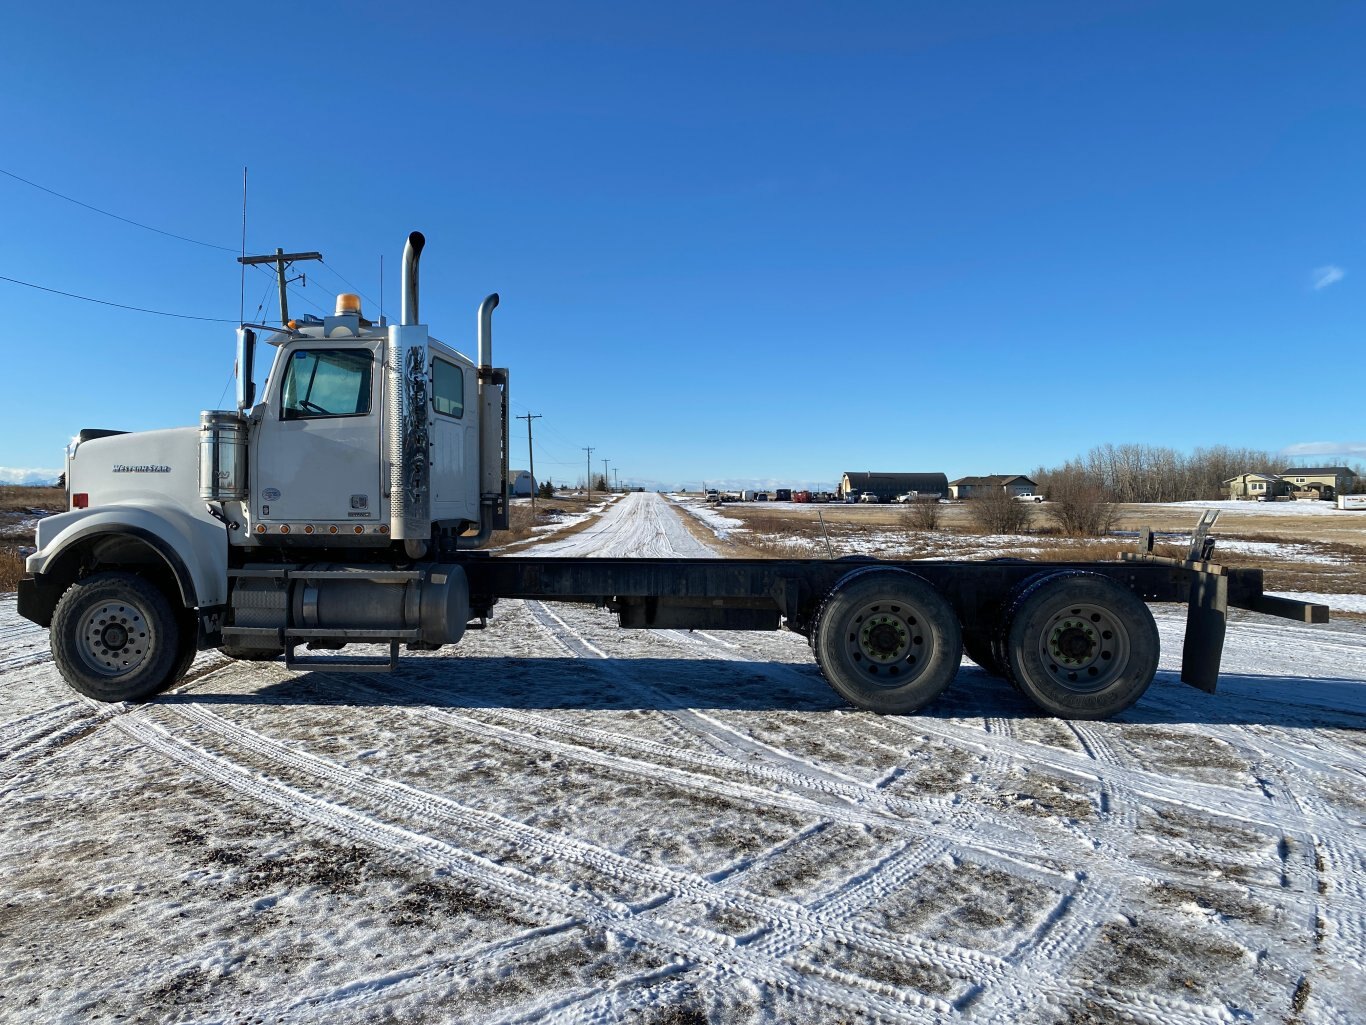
[18,232,1330,721]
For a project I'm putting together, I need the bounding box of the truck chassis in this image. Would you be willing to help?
[165,518,1325,721]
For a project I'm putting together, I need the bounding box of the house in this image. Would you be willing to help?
[1224,473,1291,501]
[838,472,948,503]
[1279,467,1358,500]
[948,475,1038,500]
[509,469,536,497]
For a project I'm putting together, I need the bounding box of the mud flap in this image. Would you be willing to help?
[1181,571,1227,694]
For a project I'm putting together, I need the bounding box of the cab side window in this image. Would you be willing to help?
[432,358,464,418]
[281,349,373,420]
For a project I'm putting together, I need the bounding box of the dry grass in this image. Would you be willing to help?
[0,487,65,590]
[0,485,63,513]
[490,492,622,551]
[1,546,24,592]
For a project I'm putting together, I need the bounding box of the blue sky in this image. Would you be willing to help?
[1,1,1361,488]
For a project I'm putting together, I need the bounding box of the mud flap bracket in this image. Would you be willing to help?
[1181,570,1227,694]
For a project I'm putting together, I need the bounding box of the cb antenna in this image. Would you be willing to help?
[239,166,247,325]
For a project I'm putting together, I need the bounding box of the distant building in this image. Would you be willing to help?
[509,469,536,497]
[949,475,1038,500]
[838,472,948,503]
[1280,467,1357,500]
[1224,473,1291,501]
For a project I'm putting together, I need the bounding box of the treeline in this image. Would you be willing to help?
[1032,444,1280,504]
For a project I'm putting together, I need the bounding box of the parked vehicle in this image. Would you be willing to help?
[1014,492,1044,502]
[774,488,792,502]
[858,493,881,504]
[17,230,1328,721]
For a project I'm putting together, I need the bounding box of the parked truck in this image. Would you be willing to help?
[18,232,1329,720]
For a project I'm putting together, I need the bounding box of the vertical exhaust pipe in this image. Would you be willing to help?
[391,231,431,555]
[461,293,507,548]
[401,231,425,325]
[478,292,499,368]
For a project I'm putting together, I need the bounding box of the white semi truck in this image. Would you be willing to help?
[18,232,1328,720]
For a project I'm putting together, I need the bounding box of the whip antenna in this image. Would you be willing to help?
[239,167,248,325]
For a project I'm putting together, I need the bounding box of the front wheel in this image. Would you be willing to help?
[813,568,962,714]
[1003,572,1159,720]
[50,572,183,702]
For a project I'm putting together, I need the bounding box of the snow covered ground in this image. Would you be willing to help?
[1,493,1363,1024]
[1157,500,1348,517]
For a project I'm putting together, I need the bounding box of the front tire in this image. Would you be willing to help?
[1003,572,1159,720]
[813,568,962,714]
[50,572,183,702]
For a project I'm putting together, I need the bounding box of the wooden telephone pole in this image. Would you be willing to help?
[516,412,542,513]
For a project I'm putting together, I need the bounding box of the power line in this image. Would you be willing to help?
[0,166,237,253]
[1,165,377,318]
[316,260,380,313]
[0,273,236,322]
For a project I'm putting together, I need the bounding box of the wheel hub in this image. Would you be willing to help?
[863,618,906,659]
[77,601,152,677]
[1037,603,1129,693]
[1050,620,1097,664]
[844,601,931,688]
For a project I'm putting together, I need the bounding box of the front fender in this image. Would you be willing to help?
[26,504,228,608]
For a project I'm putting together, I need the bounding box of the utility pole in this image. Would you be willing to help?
[583,446,594,493]
[517,412,542,514]
[602,458,610,493]
[614,468,619,492]
[237,248,322,327]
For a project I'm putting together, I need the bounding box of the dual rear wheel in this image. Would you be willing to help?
[814,569,1159,720]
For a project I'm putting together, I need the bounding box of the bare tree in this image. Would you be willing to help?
[967,488,1032,534]
[902,499,943,532]
[1046,461,1117,536]
[1050,442,1279,504]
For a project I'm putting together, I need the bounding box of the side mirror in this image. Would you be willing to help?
[236,328,256,412]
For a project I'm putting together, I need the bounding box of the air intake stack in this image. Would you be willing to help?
[387,231,432,556]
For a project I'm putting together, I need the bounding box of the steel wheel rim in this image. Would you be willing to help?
[1035,601,1130,693]
[844,599,933,688]
[76,600,154,677]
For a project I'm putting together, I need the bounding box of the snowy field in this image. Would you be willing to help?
[1,492,1364,1024]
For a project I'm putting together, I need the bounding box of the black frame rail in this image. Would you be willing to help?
[465,529,1329,696]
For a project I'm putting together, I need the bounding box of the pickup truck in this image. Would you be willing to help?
[1014,492,1045,502]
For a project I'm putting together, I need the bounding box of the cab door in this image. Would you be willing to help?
[251,344,383,526]
[428,350,480,525]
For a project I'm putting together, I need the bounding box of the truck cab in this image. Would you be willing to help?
[19,232,509,701]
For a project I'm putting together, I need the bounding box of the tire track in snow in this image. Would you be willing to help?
[507,605,1249,1024]
[119,699,955,1025]
[162,694,1018,991]
[678,624,1342,1024]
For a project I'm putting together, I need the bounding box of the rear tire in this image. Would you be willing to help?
[961,625,1007,677]
[813,568,962,714]
[50,572,182,703]
[1003,572,1159,720]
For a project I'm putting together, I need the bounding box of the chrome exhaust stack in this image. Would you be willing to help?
[459,293,509,548]
[400,231,425,326]
[389,231,431,555]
